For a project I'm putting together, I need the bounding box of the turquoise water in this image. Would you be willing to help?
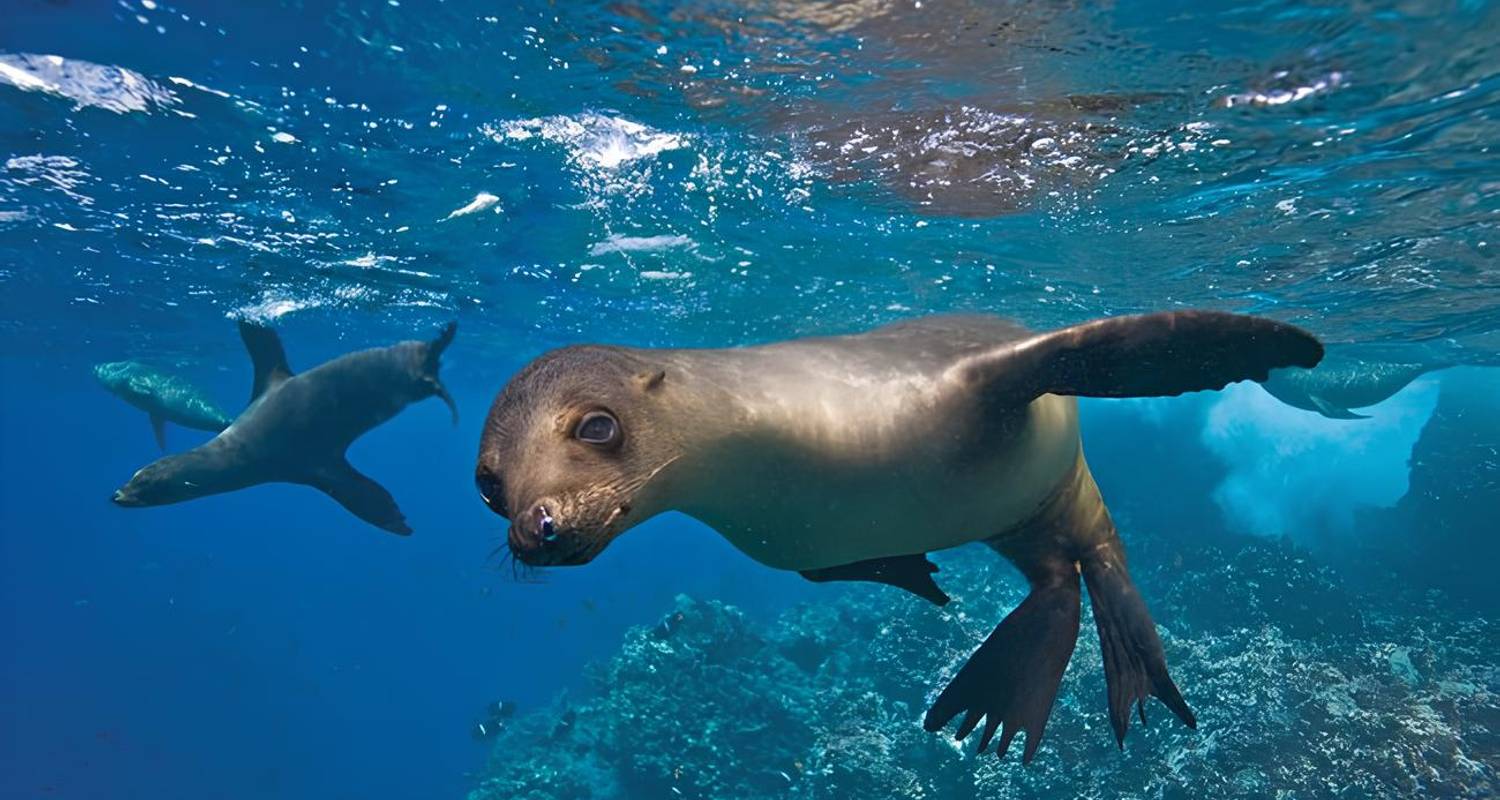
[1,1,1497,798]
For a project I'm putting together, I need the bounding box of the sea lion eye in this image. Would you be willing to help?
[575,411,620,447]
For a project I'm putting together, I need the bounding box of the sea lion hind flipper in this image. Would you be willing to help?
[423,321,459,425]
[923,574,1080,763]
[958,311,1324,403]
[1080,541,1196,746]
[306,460,412,535]
[149,413,167,451]
[238,321,294,403]
[800,553,950,606]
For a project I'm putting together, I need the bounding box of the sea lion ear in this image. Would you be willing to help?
[634,369,666,392]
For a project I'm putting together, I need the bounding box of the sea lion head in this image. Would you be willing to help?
[111,451,219,507]
[476,345,680,567]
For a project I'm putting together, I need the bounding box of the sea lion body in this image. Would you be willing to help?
[112,322,458,534]
[1262,356,1441,419]
[93,361,234,448]
[477,310,1323,761]
[646,317,1083,570]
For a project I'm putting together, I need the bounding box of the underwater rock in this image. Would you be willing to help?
[1355,367,1500,614]
[471,535,1497,800]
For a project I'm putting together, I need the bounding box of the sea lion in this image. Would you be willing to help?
[1260,352,1446,419]
[112,320,459,534]
[474,310,1324,761]
[93,361,235,450]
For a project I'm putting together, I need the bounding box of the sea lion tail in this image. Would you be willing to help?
[923,559,1080,764]
[1080,537,1196,746]
[423,322,459,425]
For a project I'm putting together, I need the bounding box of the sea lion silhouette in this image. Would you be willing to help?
[476,310,1323,761]
[93,361,234,449]
[1261,353,1447,419]
[112,320,458,534]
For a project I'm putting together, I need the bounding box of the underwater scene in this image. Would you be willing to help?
[1,0,1497,797]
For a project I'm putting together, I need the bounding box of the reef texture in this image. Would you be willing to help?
[469,525,1496,800]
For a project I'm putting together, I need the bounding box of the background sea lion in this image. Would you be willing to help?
[1261,351,1449,419]
[93,360,234,449]
[112,320,458,534]
[475,310,1323,761]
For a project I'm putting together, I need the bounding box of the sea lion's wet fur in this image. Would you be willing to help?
[477,310,1323,760]
[113,321,457,534]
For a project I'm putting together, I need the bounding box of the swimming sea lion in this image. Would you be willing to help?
[93,361,235,450]
[475,310,1323,761]
[112,320,458,534]
[1260,352,1446,419]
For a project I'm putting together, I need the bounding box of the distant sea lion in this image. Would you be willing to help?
[93,361,235,449]
[475,310,1323,761]
[1261,354,1446,419]
[112,321,458,534]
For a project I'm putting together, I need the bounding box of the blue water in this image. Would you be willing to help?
[1,1,1497,798]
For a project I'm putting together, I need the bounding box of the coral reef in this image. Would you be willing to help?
[469,532,1497,800]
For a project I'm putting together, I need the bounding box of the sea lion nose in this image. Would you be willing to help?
[508,501,560,556]
[533,504,558,542]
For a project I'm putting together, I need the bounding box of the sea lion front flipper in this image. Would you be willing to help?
[238,321,294,403]
[149,413,167,451]
[306,459,412,535]
[923,564,1080,763]
[800,554,951,606]
[1309,395,1370,420]
[955,311,1324,404]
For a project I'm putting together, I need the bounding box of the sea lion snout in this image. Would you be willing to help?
[507,501,578,565]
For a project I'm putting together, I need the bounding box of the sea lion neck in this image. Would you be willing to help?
[631,349,763,519]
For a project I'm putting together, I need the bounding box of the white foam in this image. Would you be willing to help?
[1200,377,1440,537]
[235,292,324,322]
[1221,71,1346,109]
[588,233,694,256]
[0,53,177,114]
[343,253,397,268]
[487,112,685,170]
[443,192,501,219]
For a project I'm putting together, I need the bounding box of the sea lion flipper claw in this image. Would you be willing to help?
[306,459,412,535]
[923,573,1080,763]
[800,554,950,606]
[956,310,1324,404]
